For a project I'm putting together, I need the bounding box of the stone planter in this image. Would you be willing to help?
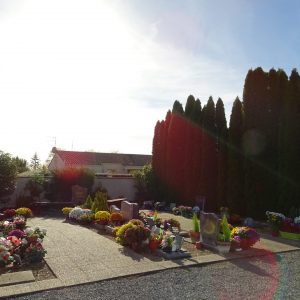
[216,241,231,254]
[94,223,106,230]
[105,225,114,235]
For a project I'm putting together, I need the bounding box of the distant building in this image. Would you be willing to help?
[48,147,151,174]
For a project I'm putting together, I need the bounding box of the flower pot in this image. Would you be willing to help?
[189,231,200,244]
[195,241,201,250]
[216,241,231,254]
[149,239,161,252]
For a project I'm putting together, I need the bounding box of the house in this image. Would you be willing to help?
[48,148,152,174]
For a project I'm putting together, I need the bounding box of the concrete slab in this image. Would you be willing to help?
[0,271,35,287]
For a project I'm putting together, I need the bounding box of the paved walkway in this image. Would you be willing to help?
[1,215,299,298]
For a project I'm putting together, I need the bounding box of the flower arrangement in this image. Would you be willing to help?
[0,238,14,267]
[231,227,260,249]
[4,209,16,218]
[8,229,26,239]
[0,221,15,235]
[129,219,145,227]
[0,211,48,268]
[173,206,192,217]
[110,212,123,225]
[294,216,300,224]
[280,218,300,234]
[69,207,93,222]
[62,207,73,216]
[123,225,151,251]
[95,211,111,225]
[24,242,47,263]
[161,231,175,252]
[13,215,26,229]
[162,218,181,231]
[15,207,33,218]
[266,211,285,231]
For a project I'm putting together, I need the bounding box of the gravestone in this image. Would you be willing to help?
[110,205,121,213]
[200,212,220,250]
[71,185,88,205]
[121,200,139,221]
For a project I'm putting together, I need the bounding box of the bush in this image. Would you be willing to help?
[0,151,17,199]
[4,209,16,218]
[110,212,123,222]
[82,195,93,209]
[62,207,73,215]
[95,211,111,222]
[50,167,95,201]
[15,207,33,218]
[92,192,109,213]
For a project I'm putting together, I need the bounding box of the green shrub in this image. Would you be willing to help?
[92,191,109,213]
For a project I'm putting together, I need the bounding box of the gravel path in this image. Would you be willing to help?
[8,250,300,300]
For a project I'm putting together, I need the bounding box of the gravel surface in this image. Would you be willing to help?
[8,250,300,300]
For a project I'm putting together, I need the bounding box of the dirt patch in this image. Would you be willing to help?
[0,260,56,281]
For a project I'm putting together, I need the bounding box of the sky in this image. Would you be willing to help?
[0,0,299,163]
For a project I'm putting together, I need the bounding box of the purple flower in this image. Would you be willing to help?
[8,229,25,239]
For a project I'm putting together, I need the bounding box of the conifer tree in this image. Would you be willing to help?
[227,97,245,214]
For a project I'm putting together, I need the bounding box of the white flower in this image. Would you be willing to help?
[294,216,300,224]
[21,238,28,245]
[25,227,34,235]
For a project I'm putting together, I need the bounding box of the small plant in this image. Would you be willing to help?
[192,213,200,232]
[92,192,109,213]
[15,207,33,218]
[82,195,93,209]
[218,215,231,242]
[62,207,73,215]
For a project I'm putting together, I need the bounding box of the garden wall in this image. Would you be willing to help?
[0,175,137,209]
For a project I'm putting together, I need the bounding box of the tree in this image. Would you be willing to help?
[30,152,41,170]
[172,100,184,115]
[200,97,218,211]
[12,156,29,173]
[227,97,245,214]
[0,151,17,198]
[215,98,228,208]
[278,69,300,213]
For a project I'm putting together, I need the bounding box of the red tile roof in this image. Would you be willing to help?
[54,149,151,167]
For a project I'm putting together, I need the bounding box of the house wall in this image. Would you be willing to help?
[48,154,65,171]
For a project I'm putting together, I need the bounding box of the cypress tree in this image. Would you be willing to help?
[227,97,245,214]
[172,100,184,115]
[278,69,300,213]
[184,95,196,120]
[200,97,217,211]
[215,98,228,208]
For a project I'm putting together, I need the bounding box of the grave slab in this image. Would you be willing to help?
[0,271,35,287]
[155,248,191,260]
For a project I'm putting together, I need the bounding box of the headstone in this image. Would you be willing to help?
[71,185,88,205]
[200,212,220,249]
[121,200,139,221]
[110,205,121,213]
[174,235,184,250]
